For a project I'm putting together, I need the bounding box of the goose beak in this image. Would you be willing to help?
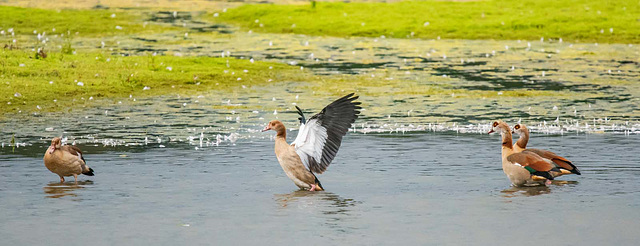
[261,125,271,132]
[487,129,495,134]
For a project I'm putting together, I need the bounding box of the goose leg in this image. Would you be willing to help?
[73,174,78,184]
[545,179,552,186]
[309,184,317,191]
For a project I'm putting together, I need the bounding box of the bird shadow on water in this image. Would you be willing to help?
[274,190,360,215]
[43,180,94,199]
[274,190,362,233]
[501,180,579,198]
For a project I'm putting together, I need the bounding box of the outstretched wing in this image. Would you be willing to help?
[291,93,361,174]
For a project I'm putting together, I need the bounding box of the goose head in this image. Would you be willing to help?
[49,137,62,154]
[488,121,510,135]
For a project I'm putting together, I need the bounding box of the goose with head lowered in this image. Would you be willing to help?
[44,137,94,183]
[489,121,559,187]
[512,123,580,177]
[262,93,361,191]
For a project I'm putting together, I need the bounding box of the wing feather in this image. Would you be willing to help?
[507,153,554,172]
[523,148,580,174]
[292,93,361,173]
[62,145,86,163]
[507,152,556,180]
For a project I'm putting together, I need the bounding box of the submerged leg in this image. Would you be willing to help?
[545,179,552,186]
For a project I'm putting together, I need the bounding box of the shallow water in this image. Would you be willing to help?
[1,134,639,245]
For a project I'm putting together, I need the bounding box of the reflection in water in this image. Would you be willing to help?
[274,190,361,233]
[501,186,551,197]
[43,181,93,199]
[501,180,579,197]
[274,190,360,215]
[550,180,579,186]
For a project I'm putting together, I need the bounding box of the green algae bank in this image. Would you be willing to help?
[216,0,640,43]
[1,1,639,245]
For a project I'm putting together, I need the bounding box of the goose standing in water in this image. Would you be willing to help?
[262,93,361,191]
[489,121,558,187]
[512,124,581,177]
[44,137,94,183]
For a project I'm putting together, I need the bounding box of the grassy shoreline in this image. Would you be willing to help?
[0,3,625,117]
[0,6,301,115]
[0,6,175,37]
[216,0,640,44]
[0,49,302,114]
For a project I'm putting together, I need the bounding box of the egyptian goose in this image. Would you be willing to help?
[262,93,361,191]
[43,137,94,183]
[488,121,558,187]
[512,124,581,176]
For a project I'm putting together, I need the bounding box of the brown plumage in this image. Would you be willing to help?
[489,121,556,186]
[512,124,581,176]
[43,137,94,183]
[264,120,324,191]
[506,153,557,174]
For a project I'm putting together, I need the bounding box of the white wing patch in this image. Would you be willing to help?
[291,123,307,148]
[291,119,328,171]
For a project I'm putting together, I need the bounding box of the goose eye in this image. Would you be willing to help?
[493,122,498,127]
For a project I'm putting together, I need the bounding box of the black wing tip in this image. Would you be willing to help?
[558,160,581,175]
[295,105,306,124]
[83,168,95,176]
[572,166,581,175]
[342,93,362,113]
[533,171,554,180]
[313,174,324,190]
[566,162,581,175]
[339,93,359,101]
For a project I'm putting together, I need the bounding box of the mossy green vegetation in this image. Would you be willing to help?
[0,4,622,118]
[0,49,301,114]
[1,48,586,116]
[0,6,172,37]
[216,0,640,43]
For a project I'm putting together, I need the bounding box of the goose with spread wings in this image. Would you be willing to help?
[262,93,361,191]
